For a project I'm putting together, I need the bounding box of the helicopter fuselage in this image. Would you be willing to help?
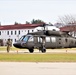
[13,31,76,53]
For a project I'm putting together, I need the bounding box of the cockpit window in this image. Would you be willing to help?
[19,35,33,42]
[23,36,28,42]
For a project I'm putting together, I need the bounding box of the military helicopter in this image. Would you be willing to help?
[13,24,76,53]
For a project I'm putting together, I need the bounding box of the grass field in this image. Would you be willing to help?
[0,53,76,62]
[0,46,76,62]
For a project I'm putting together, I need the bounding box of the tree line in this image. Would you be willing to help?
[14,19,45,25]
[0,14,76,27]
[14,15,76,27]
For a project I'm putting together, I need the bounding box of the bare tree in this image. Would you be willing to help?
[58,14,76,25]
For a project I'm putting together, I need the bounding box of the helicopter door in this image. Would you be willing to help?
[34,36,38,44]
[38,36,46,52]
[51,37,57,48]
[34,36,46,48]
[38,36,46,48]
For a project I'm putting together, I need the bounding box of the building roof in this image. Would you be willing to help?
[0,24,42,30]
[60,25,76,32]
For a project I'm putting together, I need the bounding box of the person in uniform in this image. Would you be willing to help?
[6,39,12,53]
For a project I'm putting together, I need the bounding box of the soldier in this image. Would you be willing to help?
[6,39,12,53]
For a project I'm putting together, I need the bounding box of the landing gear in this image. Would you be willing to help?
[29,48,34,53]
[39,47,46,53]
[41,47,46,53]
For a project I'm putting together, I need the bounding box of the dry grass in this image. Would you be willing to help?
[0,53,76,62]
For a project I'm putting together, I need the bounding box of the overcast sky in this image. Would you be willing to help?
[0,0,76,25]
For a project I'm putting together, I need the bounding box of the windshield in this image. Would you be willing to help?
[19,35,32,42]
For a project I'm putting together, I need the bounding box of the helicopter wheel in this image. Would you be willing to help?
[29,48,34,53]
[41,47,46,53]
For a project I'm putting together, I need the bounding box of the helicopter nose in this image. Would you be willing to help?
[13,43,22,48]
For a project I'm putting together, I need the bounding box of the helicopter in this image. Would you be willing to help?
[13,24,76,53]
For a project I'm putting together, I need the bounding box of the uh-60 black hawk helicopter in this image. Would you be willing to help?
[13,24,76,53]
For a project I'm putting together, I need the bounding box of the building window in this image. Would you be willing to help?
[0,31,1,35]
[15,31,16,35]
[28,30,29,33]
[19,30,20,34]
[32,30,34,32]
[7,31,9,35]
[15,39,16,42]
[11,31,13,35]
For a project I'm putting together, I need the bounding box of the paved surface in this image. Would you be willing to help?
[1,49,76,54]
[0,62,76,75]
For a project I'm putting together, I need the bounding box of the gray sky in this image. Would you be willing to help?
[0,0,76,25]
